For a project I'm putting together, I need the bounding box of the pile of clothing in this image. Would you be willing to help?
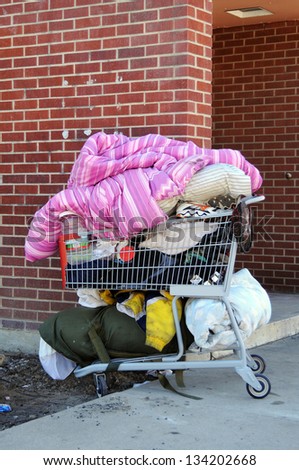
[25,132,262,263]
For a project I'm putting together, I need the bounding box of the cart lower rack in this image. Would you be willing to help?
[59,195,271,399]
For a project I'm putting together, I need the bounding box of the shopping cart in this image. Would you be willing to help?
[58,195,271,399]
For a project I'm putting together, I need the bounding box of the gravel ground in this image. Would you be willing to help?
[0,352,154,431]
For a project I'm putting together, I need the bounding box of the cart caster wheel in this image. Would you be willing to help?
[93,373,109,397]
[246,374,271,399]
[249,354,266,374]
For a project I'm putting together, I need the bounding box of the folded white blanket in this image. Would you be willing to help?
[138,219,218,255]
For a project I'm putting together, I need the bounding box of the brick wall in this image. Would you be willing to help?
[0,0,212,333]
[212,21,299,292]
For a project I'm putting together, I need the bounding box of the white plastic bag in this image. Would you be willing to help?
[39,338,76,380]
[185,269,271,350]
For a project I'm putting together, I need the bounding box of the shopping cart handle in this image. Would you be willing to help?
[239,194,265,206]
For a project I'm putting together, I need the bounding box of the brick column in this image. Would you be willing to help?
[0,0,213,335]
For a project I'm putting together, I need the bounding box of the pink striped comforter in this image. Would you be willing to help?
[25,132,262,262]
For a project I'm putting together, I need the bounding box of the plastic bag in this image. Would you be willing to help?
[185,268,271,350]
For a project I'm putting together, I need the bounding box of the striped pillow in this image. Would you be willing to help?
[182,163,252,203]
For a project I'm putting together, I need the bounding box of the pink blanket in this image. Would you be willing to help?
[25,132,262,262]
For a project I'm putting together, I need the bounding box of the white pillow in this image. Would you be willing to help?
[182,163,252,202]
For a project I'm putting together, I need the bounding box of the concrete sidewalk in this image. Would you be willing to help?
[1,292,299,450]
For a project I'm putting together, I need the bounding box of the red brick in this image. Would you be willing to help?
[0,37,11,48]
[118,70,145,82]
[118,115,144,127]
[13,12,38,25]
[37,163,62,173]
[64,6,89,19]
[73,62,96,75]
[24,1,49,12]
[90,50,116,61]
[146,114,172,125]
[50,20,74,31]
[0,100,12,112]
[14,100,38,110]
[26,299,52,311]
[1,131,25,142]
[1,68,23,81]
[131,10,158,22]
[49,152,75,163]
[146,68,173,80]
[38,10,63,22]
[50,108,76,119]
[39,55,63,66]
[1,47,24,58]
[24,22,47,35]
[90,94,116,108]
[101,59,128,73]
[103,37,130,49]
[38,76,62,88]
[23,195,50,207]
[119,46,146,59]
[26,174,50,185]
[14,56,37,68]
[14,78,37,88]
[0,142,12,152]
[14,121,38,131]
[89,117,117,128]
[160,102,186,114]
[0,58,12,69]
[26,88,49,99]
[130,33,158,47]
[0,4,23,16]
[50,0,75,9]
[89,26,115,39]
[76,39,102,52]
[38,32,62,44]
[64,52,90,63]
[3,255,25,267]
[64,96,89,107]
[39,184,64,195]
[25,110,49,120]
[75,17,101,30]
[49,64,74,75]
[130,57,158,69]
[26,131,50,142]
[38,98,64,108]
[13,160,38,172]
[0,25,22,37]
[90,3,116,16]
[117,23,143,36]
[102,82,129,94]
[102,12,129,26]
[117,0,145,12]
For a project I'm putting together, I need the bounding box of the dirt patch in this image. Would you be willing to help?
[0,352,155,431]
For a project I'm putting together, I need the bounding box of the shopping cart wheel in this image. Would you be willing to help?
[249,354,266,374]
[246,374,271,399]
[93,372,109,397]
